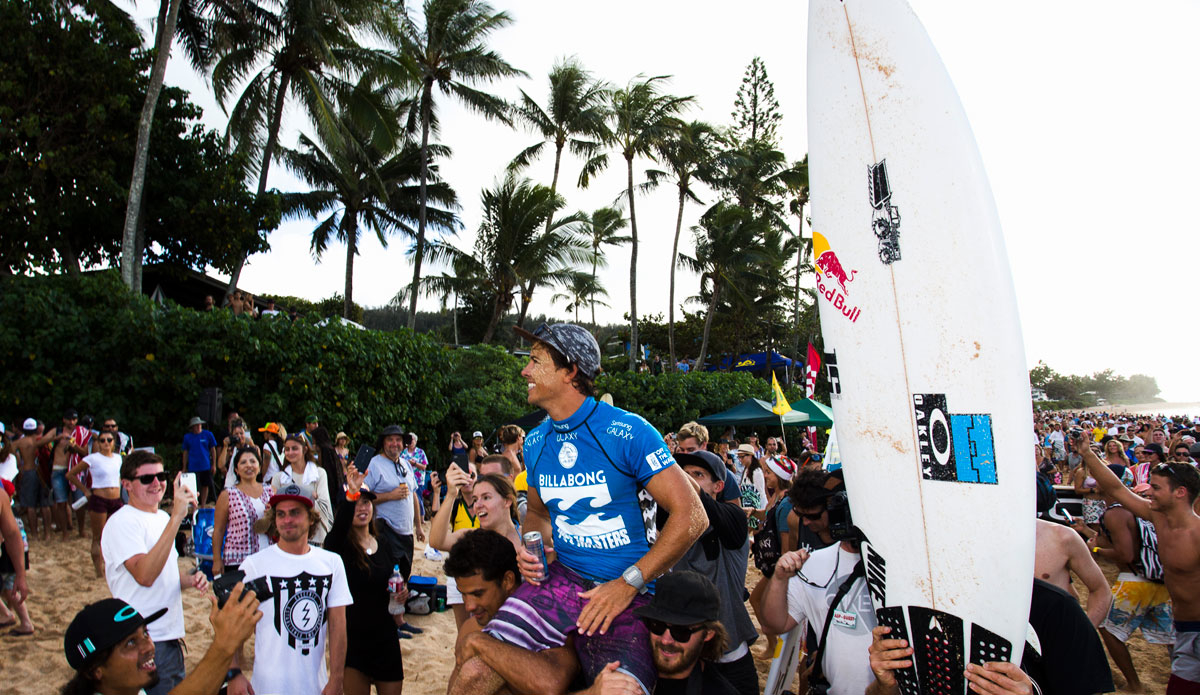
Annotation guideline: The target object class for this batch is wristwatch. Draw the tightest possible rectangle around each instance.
[622,565,648,594]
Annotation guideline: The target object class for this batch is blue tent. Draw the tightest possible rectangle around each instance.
[704,350,795,372]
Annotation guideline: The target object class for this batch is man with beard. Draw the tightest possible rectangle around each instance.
[365,425,425,579]
[586,571,738,695]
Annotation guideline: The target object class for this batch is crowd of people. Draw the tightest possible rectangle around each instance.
[1,322,1196,695]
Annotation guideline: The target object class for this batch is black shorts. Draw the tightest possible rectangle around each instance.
[377,524,413,579]
[191,469,215,497]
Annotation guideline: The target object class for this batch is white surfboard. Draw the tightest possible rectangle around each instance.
[763,625,803,695]
[808,1,1035,693]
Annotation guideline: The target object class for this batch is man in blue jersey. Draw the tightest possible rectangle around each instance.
[450,322,707,695]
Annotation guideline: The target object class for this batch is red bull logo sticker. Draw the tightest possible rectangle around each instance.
[813,232,862,323]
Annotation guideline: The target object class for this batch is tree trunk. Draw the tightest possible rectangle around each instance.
[516,282,533,329]
[482,289,505,343]
[343,214,358,319]
[590,252,598,326]
[625,155,639,371]
[792,201,805,384]
[61,239,81,276]
[407,81,434,331]
[695,283,720,372]
[667,179,687,372]
[133,210,146,294]
[120,0,183,290]
[227,72,290,297]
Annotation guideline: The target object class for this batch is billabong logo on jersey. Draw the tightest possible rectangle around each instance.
[644,448,672,471]
[558,442,578,469]
[269,571,331,655]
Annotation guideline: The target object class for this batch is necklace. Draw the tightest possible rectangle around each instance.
[363,537,377,555]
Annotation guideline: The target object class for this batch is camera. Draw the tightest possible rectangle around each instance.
[213,570,274,608]
[826,491,863,542]
[1068,427,1085,442]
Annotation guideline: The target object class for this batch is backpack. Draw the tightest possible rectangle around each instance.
[752,501,784,576]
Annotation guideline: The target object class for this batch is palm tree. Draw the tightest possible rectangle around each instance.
[507,57,609,328]
[679,203,771,372]
[398,0,525,330]
[120,0,214,292]
[647,120,724,371]
[786,155,811,374]
[279,91,459,318]
[209,0,398,295]
[716,139,806,231]
[552,272,609,324]
[422,176,587,343]
[576,206,630,325]
[585,76,692,370]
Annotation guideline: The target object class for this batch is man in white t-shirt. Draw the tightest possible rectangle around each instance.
[101,451,207,695]
[230,483,351,695]
[759,537,874,695]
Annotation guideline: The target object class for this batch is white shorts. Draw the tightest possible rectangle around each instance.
[446,574,462,605]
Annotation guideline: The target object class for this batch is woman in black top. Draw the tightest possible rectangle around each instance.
[325,487,404,693]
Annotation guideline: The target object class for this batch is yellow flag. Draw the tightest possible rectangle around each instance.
[771,372,793,415]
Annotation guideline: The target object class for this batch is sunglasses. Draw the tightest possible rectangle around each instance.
[798,510,826,521]
[97,437,114,443]
[643,619,704,642]
[127,472,169,485]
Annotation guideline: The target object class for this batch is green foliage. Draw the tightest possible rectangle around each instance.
[0,272,450,452]
[260,294,366,323]
[0,0,273,275]
[596,370,771,433]
[1028,361,1160,404]
[731,57,783,148]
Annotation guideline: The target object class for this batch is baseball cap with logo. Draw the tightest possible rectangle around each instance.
[513,322,601,379]
[270,483,314,509]
[64,598,166,670]
[22,418,37,432]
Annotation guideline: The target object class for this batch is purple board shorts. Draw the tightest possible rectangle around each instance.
[483,561,654,695]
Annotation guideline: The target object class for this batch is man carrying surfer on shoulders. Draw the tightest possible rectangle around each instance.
[1074,432,1200,694]
[450,322,707,695]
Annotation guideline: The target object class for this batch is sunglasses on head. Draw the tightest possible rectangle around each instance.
[128,472,169,485]
[642,619,704,642]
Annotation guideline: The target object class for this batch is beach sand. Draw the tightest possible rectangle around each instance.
[0,531,1169,694]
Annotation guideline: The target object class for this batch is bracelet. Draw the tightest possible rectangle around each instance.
[225,668,242,681]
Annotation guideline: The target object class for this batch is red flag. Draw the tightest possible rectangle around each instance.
[805,344,821,449]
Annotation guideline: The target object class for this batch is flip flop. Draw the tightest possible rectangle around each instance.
[0,620,15,629]
[7,628,34,636]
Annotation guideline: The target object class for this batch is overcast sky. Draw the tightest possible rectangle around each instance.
[138,0,1199,401]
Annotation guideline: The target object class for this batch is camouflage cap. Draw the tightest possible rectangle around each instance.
[514,322,601,378]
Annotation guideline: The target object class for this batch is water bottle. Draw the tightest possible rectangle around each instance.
[387,564,406,615]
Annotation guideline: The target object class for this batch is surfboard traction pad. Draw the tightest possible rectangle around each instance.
[867,542,1013,695]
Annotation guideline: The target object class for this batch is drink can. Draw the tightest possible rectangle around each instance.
[523,531,549,581]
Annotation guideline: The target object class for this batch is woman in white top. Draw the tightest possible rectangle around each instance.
[218,420,261,489]
[258,422,287,483]
[66,431,124,577]
[268,434,333,544]
[0,434,17,483]
[212,447,273,576]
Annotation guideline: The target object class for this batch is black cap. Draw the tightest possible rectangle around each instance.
[63,408,79,419]
[513,322,601,379]
[64,599,166,670]
[633,571,719,625]
[673,451,725,483]
[1143,443,1167,459]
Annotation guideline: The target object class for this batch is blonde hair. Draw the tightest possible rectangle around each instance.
[677,421,709,446]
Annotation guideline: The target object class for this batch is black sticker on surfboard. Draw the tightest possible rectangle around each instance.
[908,606,966,695]
[969,622,1013,666]
[868,159,902,264]
[864,544,886,607]
[875,607,920,695]
[912,394,998,485]
[823,349,841,399]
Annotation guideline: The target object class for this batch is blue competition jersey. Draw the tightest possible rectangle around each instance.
[525,397,675,584]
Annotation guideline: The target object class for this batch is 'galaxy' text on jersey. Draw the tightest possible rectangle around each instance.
[526,397,674,583]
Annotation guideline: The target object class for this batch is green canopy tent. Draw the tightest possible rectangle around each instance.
[697,398,833,428]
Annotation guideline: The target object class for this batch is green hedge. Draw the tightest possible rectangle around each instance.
[0,272,821,467]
